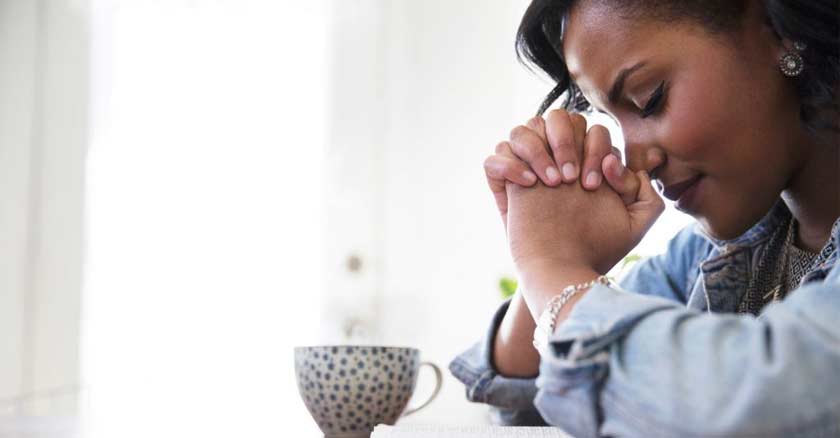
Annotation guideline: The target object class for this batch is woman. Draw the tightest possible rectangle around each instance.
[450,0,839,436]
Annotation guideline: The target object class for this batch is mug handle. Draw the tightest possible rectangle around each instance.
[400,361,443,417]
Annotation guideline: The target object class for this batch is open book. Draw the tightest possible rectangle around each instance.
[371,425,573,437]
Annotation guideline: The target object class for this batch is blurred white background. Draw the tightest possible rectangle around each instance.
[0,0,694,437]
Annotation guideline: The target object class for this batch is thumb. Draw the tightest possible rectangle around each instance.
[627,170,666,240]
[602,154,640,206]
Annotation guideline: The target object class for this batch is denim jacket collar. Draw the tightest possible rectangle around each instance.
[688,199,840,313]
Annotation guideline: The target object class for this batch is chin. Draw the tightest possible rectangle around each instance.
[696,216,758,242]
[694,185,785,241]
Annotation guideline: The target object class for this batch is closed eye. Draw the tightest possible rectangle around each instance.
[640,81,666,118]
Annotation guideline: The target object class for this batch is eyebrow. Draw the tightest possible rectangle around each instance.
[607,62,646,104]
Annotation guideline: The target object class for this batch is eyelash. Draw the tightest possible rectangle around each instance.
[640,81,666,118]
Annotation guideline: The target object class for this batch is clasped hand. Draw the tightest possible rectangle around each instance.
[484,110,665,278]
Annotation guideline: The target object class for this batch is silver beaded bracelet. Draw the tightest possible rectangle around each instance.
[532,275,612,352]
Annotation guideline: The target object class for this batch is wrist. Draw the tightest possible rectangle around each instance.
[518,263,600,321]
[531,274,612,353]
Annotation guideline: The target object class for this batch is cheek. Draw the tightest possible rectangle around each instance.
[658,85,732,164]
[659,56,797,177]
[658,71,777,175]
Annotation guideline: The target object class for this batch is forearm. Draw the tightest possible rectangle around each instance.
[493,292,540,377]
[492,264,601,378]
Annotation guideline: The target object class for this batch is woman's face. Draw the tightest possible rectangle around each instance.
[562,2,806,240]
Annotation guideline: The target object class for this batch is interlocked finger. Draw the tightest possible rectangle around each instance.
[570,113,587,152]
[485,149,539,187]
[545,109,582,183]
[581,125,613,190]
[509,125,562,185]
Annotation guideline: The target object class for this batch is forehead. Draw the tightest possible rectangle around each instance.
[561,3,672,101]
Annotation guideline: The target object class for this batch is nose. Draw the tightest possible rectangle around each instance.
[625,140,666,180]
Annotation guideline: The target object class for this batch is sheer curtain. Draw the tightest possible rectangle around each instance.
[0,1,87,435]
[83,1,326,436]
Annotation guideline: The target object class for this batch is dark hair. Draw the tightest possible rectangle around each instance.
[515,0,840,132]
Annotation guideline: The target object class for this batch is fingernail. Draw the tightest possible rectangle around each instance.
[562,162,577,181]
[585,171,600,188]
[523,170,537,183]
[545,166,560,183]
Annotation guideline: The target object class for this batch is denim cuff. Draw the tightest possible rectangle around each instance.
[546,284,681,365]
[532,284,682,437]
[448,299,544,417]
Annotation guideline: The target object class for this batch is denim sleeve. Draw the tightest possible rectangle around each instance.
[448,223,711,425]
[535,264,840,437]
[448,299,548,426]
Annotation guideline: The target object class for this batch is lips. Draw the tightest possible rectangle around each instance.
[662,175,702,202]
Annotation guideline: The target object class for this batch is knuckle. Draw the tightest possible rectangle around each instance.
[587,124,611,139]
[483,156,502,174]
[509,125,531,140]
[553,141,577,158]
[511,138,547,160]
[585,126,612,152]
[527,116,545,129]
[546,108,569,119]
[569,113,587,127]
[586,142,608,159]
[570,114,587,142]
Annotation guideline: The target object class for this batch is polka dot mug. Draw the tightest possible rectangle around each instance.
[295,345,442,438]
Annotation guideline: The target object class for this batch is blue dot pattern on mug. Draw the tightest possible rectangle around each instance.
[294,346,419,436]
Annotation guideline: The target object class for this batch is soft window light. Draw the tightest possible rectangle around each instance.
[83,1,326,436]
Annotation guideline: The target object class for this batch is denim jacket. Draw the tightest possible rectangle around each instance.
[449,199,840,437]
